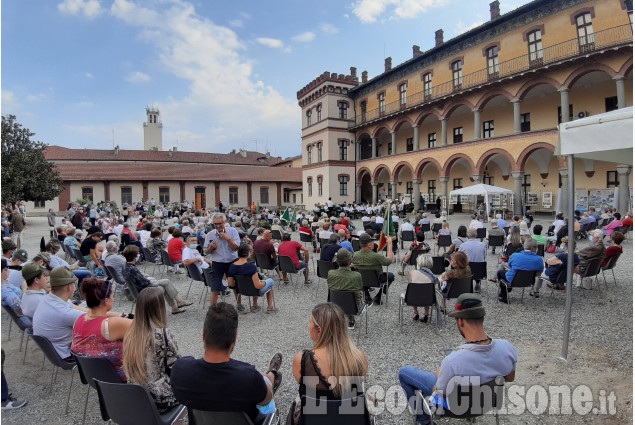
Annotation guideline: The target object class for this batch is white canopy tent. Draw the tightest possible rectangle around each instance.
[556,106,633,361]
[449,183,513,218]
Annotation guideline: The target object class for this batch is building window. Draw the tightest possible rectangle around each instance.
[399,83,407,106]
[521,113,531,132]
[486,46,499,79]
[406,181,413,196]
[451,60,463,90]
[339,176,348,196]
[387,143,392,155]
[159,187,170,203]
[627,0,633,24]
[428,132,436,148]
[307,178,313,197]
[293,193,297,204]
[607,171,619,188]
[316,105,322,121]
[576,13,595,50]
[423,73,432,98]
[317,143,323,162]
[378,93,385,114]
[484,175,494,185]
[605,96,618,112]
[317,176,323,197]
[306,110,312,126]
[82,187,94,201]
[195,187,206,209]
[361,101,367,122]
[338,102,348,119]
[229,187,239,204]
[427,180,436,197]
[558,104,574,124]
[307,146,312,164]
[260,187,269,204]
[483,120,494,138]
[339,140,348,161]
[34,200,45,208]
[453,178,463,190]
[522,175,531,202]
[453,127,463,144]
[528,30,543,66]
[121,187,132,205]
[284,190,290,203]
[406,137,413,152]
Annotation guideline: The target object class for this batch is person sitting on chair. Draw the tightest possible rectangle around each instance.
[540,237,578,292]
[408,254,439,323]
[575,229,606,290]
[327,249,363,329]
[398,231,430,276]
[496,238,543,302]
[399,294,516,425]
[352,233,394,305]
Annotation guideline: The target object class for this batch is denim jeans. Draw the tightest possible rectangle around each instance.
[399,366,437,425]
[259,278,275,296]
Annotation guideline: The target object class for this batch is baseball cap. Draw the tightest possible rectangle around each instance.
[12,249,28,262]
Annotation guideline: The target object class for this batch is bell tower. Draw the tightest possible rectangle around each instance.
[143,107,162,151]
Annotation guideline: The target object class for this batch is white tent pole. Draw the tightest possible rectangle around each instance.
[560,153,575,361]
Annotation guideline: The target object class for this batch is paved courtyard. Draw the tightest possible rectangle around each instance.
[1,213,632,424]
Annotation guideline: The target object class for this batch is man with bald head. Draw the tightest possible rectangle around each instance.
[253,230,282,280]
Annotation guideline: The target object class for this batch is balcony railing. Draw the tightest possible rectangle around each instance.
[348,24,632,129]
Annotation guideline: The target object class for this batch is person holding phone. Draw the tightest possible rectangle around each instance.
[204,213,240,306]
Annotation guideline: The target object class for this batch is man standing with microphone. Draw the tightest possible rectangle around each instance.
[204,213,240,306]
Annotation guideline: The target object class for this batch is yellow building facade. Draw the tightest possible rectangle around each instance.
[299,0,633,214]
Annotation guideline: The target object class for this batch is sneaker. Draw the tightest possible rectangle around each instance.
[269,352,283,373]
[347,321,355,330]
[474,282,481,293]
[116,284,126,292]
[530,291,540,298]
[1,395,27,410]
[304,280,312,285]
[222,289,232,296]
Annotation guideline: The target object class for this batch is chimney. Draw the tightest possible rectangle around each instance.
[490,1,500,19]
[362,71,368,83]
[385,57,392,72]
[239,148,247,158]
[412,45,422,58]
[350,67,357,78]
[168,149,173,158]
[435,29,444,46]
[173,146,177,152]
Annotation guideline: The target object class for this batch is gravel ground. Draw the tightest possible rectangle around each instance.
[1,214,632,424]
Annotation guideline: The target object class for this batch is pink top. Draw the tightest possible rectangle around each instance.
[72,314,126,381]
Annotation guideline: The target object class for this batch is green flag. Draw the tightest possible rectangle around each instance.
[282,207,291,221]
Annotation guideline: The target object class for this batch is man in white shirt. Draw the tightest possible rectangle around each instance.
[399,219,415,234]
[181,220,194,235]
[183,236,212,274]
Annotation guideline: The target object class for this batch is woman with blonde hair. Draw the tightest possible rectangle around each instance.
[123,287,181,412]
[287,303,368,424]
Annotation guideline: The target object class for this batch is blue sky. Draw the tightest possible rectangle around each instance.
[2,0,531,158]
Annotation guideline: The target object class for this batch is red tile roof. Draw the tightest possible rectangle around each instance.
[45,145,283,166]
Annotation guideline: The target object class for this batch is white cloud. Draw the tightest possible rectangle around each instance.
[237,12,252,20]
[351,0,447,23]
[292,31,315,43]
[125,71,151,83]
[454,18,484,35]
[84,72,94,79]
[26,93,47,102]
[229,19,243,28]
[255,37,284,49]
[105,0,297,151]
[319,23,338,34]
[2,90,19,111]
[58,0,102,18]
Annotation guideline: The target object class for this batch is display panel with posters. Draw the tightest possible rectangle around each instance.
[491,194,501,206]
[450,195,457,205]
[575,190,588,211]
[588,189,615,211]
[526,192,538,206]
[542,192,553,209]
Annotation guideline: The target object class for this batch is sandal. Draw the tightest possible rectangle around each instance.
[266,307,278,313]
[177,301,193,307]
[412,314,419,321]
[421,315,429,323]
[171,307,186,315]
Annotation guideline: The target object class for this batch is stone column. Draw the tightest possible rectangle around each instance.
[371,182,378,204]
[617,165,632,213]
[559,169,568,214]
[371,137,377,159]
[559,88,569,123]
[412,179,421,210]
[390,131,397,155]
[390,180,398,200]
[511,171,524,215]
[614,76,626,109]
[512,100,521,133]
[356,141,361,161]
[471,174,482,184]
[440,118,448,146]
[412,125,420,151]
[355,183,362,204]
[473,109,481,141]
[440,176,450,211]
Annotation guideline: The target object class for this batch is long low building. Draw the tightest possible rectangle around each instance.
[27,145,303,213]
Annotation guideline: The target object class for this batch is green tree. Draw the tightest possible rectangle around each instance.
[1,115,63,205]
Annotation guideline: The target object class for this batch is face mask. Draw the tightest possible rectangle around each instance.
[589,236,594,242]
[560,245,565,251]
[189,244,197,249]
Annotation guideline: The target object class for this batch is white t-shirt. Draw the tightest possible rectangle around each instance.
[182,246,209,274]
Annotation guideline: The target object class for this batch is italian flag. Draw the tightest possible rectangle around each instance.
[377,202,396,252]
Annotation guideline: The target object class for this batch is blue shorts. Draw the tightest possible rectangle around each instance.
[259,278,275,295]
[297,261,307,271]
[210,261,234,292]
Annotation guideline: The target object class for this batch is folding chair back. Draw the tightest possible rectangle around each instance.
[320,238,329,248]
[476,228,487,240]
[430,256,446,275]
[579,256,604,279]
[327,289,360,316]
[602,253,621,272]
[300,233,313,244]
[188,408,265,425]
[420,223,431,234]
[351,239,361,252]
[469,262,487,281]
[271,230,283,241]
[402,282,436,308]
[234,274,261,297]
[31,334,77,414]
[509,269,537,289]
[317,260,334,279]
[160,250,178,271]
[425,376,504,420]
[488,235,504,248]
[94,379,186,425]
[104,265,125,286]
[248,234,257,243]
[278,255,300,275]
[536,244,545,257]
[358,269,381,290]
[437,234,452,247]
[300,394,371,425]
[142,247,159,264]
[445,276,473,299]
[408,250,425,266]
[186,263,205,283]
[401,230,415,249]
[432,223,442,235]
[255,252,276,271]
